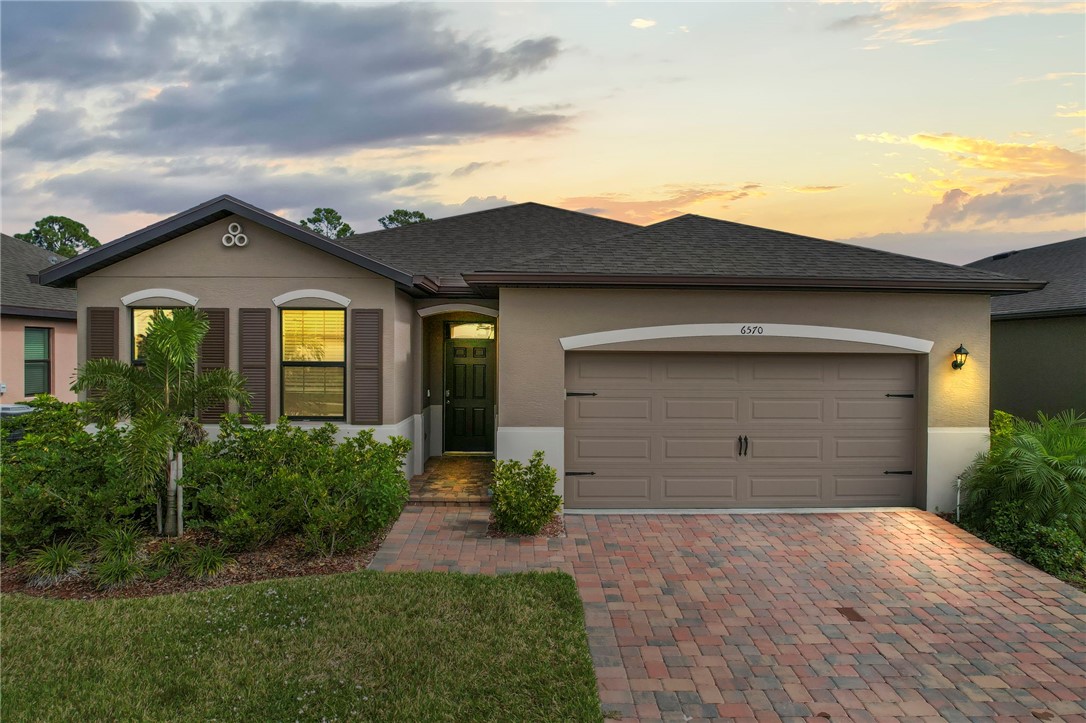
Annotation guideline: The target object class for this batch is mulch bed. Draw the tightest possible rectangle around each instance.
[485,514,565,539]
[0,528,390,601]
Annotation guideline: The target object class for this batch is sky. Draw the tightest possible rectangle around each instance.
[2,1,1084,264]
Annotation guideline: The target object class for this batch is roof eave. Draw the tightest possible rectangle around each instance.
[461,272,1049,294]
[0,305,78,320]
[38,195,415,288]
[991,306,1086,320]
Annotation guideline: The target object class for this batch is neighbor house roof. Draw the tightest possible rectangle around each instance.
[334,202,638,292]
[966,237,1086,319]
[463,214,1044,294]
[38,195,415,289]
[1,234,77,319]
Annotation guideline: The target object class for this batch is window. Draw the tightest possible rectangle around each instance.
[447,322,495,340]
[281,309,345,419]
[24,327,51,396]
[131,308,175,364]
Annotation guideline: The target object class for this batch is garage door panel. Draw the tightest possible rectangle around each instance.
[834,434,915,464]
[833,474,913,503]
[835,397,915,423]
[750,358,825,382]
[570,396,653,423]
[573,435,651,463]
[663,396,738,422]
[836,356,914,382]
[570,357,652,382]
[571,474,652,504]
[747,436,823,462]
[663,435,738,461]
[749,397,824,422]
[747,473,823,504]
[662,474,738,503]
[663,357,740,382]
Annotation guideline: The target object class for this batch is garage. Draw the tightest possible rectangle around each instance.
[564,352,919,509]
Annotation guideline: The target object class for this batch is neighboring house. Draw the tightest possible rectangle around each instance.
[39,195,1041,512]
[1,234,78,402]
[967,237,1086,419]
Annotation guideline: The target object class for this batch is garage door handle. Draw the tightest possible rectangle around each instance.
[566,471,596,476]
[738,435,749,456]
[884,470,913,475]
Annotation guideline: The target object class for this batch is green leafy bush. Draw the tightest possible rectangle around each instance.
[965,501,1086,581]
[94,557,144,590]
[96,523,144,563]
[1,397,151,558]
[184,415,410,553]
[26,541,83,586]
[990,409,1015,443]
[185,544,232,579]
[961,410,1086,538]
[491,451,561,535]
[149,540,193,571]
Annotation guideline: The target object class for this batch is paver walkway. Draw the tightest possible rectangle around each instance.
[407,455,493,506]
[371,507,1086,721]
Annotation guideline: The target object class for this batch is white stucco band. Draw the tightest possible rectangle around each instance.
[496,426,564,496]
[271,289,351,307]
[927,427,989,513]
[120,288,199,306]
[561,323,935,353]
[417,303,499,318]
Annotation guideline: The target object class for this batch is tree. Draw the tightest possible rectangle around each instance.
[15,216,100,258]
[72,308,250,536]
[300,208,353,238]
[378,209,432,229]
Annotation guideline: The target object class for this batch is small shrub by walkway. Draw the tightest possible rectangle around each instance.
[2,571,602,722]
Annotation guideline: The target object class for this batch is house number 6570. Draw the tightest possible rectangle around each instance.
[740,325,764,335]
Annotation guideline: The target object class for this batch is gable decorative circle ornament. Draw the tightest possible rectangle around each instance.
[222,222,248,247]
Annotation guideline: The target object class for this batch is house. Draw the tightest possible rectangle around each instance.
[967,237,1086,419]
[39,195,1042,512]
[1,234,78,402]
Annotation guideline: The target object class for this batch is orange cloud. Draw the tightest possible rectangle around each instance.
[857,132,1084,176]
[560,185,763,225]
[791,185,844,193]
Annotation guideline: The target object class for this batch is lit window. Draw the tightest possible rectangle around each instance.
[24,327,51,396]
[281,309,345,419]
[448,322,495,340]
[132,308,175,364]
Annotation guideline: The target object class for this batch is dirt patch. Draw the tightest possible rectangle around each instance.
[1,528,391,601]
[485,514,565,539]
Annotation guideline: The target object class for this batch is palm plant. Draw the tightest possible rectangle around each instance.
[72,308,250,536]
[961,410,1086,538]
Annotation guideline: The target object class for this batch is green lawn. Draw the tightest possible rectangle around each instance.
[2,571,602,722]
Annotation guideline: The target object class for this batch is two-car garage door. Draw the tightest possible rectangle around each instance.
[564,352,918,509]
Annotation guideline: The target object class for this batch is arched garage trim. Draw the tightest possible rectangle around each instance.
[120,288,199,306]
[559,323,935,353]
[417,303,498,318]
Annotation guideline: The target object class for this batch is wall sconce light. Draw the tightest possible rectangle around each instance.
[951,344,969,370]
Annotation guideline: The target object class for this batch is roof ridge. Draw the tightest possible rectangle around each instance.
[967,235,1086,266]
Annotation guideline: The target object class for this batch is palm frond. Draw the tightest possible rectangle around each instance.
[71,359,158,420]
[182,369,252,415]
[124,410,177,492]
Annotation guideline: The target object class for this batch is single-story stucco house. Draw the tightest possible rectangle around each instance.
[967,237,1086,419]
[1,234,78,403]
[39,195,1043,512]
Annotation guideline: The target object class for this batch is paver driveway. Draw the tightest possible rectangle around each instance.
[371,508,1086,721]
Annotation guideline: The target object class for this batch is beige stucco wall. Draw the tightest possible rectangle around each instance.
[497,287,991,429]
[75,214,403,423]
[0,316,78,403]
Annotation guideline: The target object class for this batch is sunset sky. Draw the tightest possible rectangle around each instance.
[2,1,1084,264]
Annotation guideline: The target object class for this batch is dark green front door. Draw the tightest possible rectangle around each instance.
[444,338,495,452]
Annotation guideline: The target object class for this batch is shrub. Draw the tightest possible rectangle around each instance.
[961,410,1086,538]
[94,557,144,590]
[990,409,1015,443]
[966,501,1086,581]
[491,451,562,535]
[185,544,232,579]
[26,541,83,586]
[149,540,193,571]
[185,415,411,553]
[96,523,143,563]
[1,397,151,558]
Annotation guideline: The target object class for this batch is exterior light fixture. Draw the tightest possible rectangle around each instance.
[951,344,969,370]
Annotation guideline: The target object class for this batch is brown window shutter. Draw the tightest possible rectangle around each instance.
[85,307,119,399]
[197,309,229,423]
[239,308,271,423]
[350,309,382,425]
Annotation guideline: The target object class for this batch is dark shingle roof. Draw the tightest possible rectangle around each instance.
[480,214,1032,285]
[967,237,1086,318]
[334,202,638,283]
[1,234,76,317]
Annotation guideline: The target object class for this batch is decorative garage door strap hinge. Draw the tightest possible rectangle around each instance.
[566,471,596,476]
[566,391,598,397]
[884,470,913,475]
[885,393,914,398]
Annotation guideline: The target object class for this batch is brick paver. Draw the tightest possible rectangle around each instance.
[371,508,1086,721]
[408,455,493,506]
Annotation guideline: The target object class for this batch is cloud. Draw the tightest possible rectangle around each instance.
[856,132,1083,175]
[924,182,1086,230]
[828,2,1083,46]
[2,2,566,157]
[630,18,657,29]
[451,161,506,178]
[1016,71,1086,84]
[559,185,764,224]
[844,228,1079,265]
[791,185,843,193]
[3,108,105,161]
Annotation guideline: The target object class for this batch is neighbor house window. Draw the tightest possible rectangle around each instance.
[24,327,51,396]
[447,322,495,340]
[131,308,175,364]
[281,309,345,420]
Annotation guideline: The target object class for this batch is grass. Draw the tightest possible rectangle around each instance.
[2,570,602,722]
